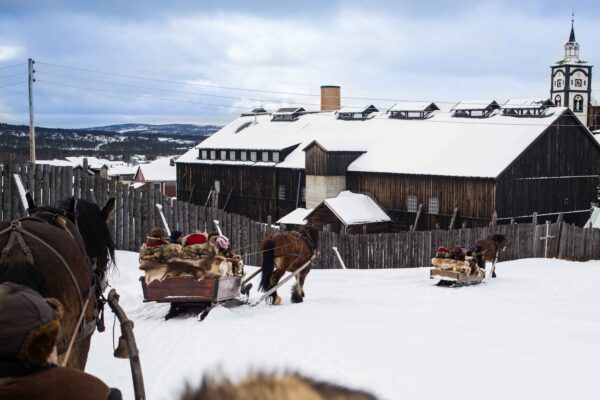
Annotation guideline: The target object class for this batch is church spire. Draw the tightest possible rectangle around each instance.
[569,11,576,42]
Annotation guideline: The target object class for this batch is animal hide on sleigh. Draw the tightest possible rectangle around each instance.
[139,241,242,284]
[431,257,479,275]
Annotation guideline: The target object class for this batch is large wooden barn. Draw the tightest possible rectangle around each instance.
[177,88,600,230]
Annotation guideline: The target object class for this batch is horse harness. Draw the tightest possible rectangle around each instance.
[0,207,106,353]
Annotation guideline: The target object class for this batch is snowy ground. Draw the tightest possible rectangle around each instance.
[87,251,600,400]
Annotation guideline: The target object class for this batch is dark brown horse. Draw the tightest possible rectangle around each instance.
[258,226,318,305]
[476,234,508,277]
[0,197,115,370]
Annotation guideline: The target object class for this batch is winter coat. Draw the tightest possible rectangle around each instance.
[0,362,120,400]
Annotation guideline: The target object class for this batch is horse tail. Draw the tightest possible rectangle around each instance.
[259,238,276,292]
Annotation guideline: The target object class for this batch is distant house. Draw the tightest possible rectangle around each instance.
[107,165,139,183]
[133,157,177,197]
[305,191,390,234]
[64,156,109,178]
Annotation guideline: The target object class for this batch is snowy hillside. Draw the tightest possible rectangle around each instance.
[83,123,220,136]
[86,251,600,400]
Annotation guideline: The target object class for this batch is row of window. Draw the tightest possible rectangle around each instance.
[555,79,587,88]
[277,185,306,201]
[407,195,439,214]
[200,149,280,163]
[553,94,584,112]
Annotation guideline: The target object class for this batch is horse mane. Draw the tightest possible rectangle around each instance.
[0,260,46,294]
[60,198,116,272]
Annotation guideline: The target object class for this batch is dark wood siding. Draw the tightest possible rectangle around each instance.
[347,172,496,230]
[305,145,363,176]
[177,163,304,222]
[496,113,600,224]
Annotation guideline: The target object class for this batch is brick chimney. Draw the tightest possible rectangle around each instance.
[320,85,341,111]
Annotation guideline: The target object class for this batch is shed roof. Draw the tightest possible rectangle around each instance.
[276,208,313,225]
[137,157,176,182]
[307,191,391,226]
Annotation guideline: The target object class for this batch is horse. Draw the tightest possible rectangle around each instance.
[475,234,508,277]
[258,226,318,305]
[0,197,115,370]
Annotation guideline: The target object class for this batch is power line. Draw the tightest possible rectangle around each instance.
[36,70,323,108]
[0,72,25,80]
[0,80,26,89]
[0,62,26,71]
[35,79,589,127]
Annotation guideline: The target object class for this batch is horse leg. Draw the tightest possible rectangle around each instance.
[290,261,311,303]
[268,268,285,305]
[299,268,310,298]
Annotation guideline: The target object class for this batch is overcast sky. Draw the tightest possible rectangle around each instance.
[1,0,599,128]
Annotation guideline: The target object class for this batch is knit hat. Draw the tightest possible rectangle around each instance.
[216,235,230,250]
[170,230,183,243]
[0,282,64,365]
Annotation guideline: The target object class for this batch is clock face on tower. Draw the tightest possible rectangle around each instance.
[575,79,583,87]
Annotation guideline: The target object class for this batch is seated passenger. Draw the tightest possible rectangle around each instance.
[0,282,122,400]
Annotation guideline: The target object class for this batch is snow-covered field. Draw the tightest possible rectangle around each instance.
[87,251,600,400]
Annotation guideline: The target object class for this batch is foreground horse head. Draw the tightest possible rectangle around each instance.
[258,226,317,305]
[0,197,116,370]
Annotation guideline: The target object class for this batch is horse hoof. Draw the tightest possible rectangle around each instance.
[273,294,281,305]
[291,292,304,303]
[266,293,281,305]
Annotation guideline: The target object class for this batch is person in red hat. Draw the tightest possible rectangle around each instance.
[0,282,122,400]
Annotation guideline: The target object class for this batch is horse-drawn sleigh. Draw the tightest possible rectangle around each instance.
[430,234,507,287]
[138,220,318,320]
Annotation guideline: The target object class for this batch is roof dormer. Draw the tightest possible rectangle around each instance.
[388,102,439,119]
[452,100,500,118]
[337,105,378,120]
[501,99,554,117]
[271,107,305,122]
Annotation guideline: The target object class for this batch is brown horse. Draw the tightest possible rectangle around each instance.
[258,226,318,305]
[476,234,508,277]
[0,197,115,370]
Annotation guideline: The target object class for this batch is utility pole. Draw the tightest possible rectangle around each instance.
[28,58,36,164]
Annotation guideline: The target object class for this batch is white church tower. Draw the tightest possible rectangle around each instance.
[550,15,593,126]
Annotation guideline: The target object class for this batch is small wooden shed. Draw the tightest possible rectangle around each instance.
[305,191,390,234]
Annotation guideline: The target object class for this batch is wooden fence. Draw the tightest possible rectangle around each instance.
[2,163,600,269]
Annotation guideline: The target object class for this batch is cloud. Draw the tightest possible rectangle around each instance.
[0,1,598,127]
[0,45,24,61]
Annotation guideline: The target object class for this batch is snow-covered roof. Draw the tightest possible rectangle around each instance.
[502,99,553,109]
[36,159,77,167]
[138,157,176,182]
[309,191,391,226]
[276,208,313,225]
[108,165,139,177]
[585,207,600,229]
[178,106,568,178]
[452,100,499,111]
[64,156,109,170]
[303,139,369,152]
[338,105,378,114]
[389,102,439,112]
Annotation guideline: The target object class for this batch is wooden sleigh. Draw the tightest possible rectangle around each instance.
[140,275,243,319]
[429,257,485,286]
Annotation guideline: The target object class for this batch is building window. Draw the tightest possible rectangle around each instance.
[262,151,269,162]
[229,150,236,160]
[273,152,280,162]
[428,197,439,214]
[407,195,417,212]
[210,150,216,160]
[220,151,227,160]
[154,183,161,191]
[214,180,220,192]
[554,95,562,107]
[278,185,285,200]
[556,79,562,88]
[241,151,247,161]
[250,151,257,161]
[574,95,584,112]
[201,150,207,159]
